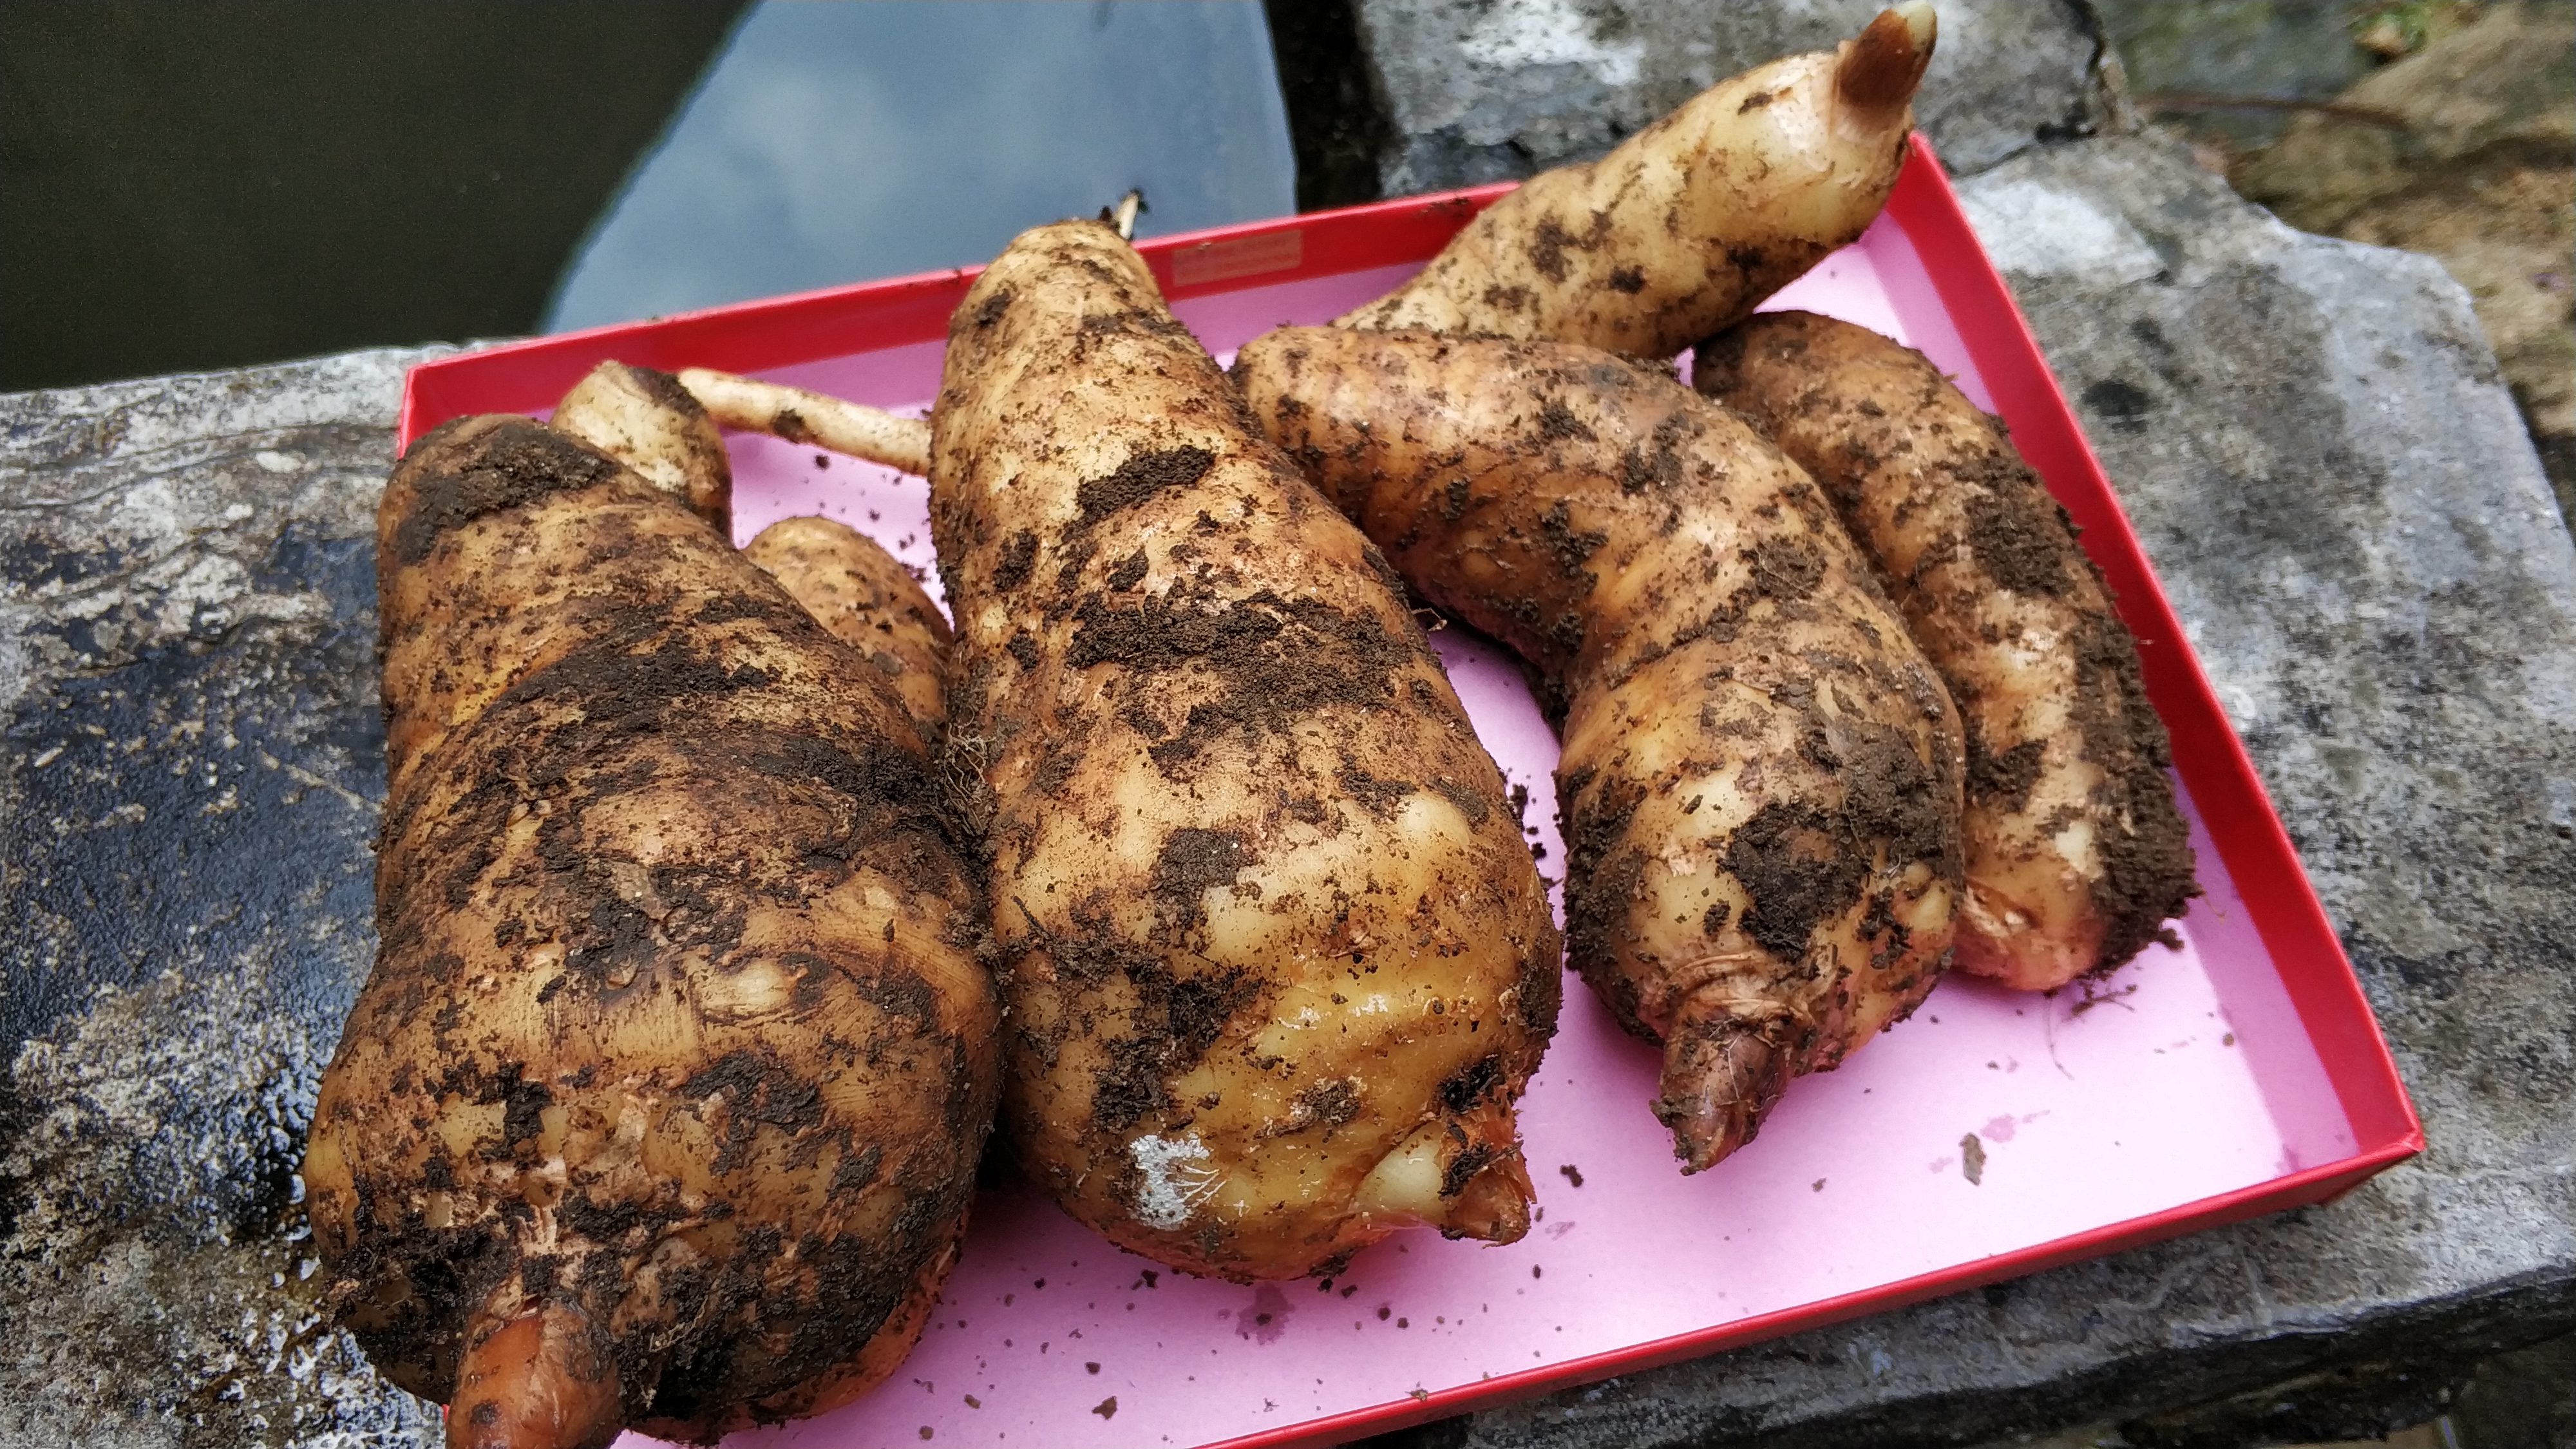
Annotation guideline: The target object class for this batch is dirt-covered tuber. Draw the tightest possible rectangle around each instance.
[1336,4,1935,360]
[305,372,996,1447]
[1695,312,2195,989]
[1235,326,1964,1171]
[931,221,1560,1278]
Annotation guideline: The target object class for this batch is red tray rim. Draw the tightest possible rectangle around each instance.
[396,133,2423,1448]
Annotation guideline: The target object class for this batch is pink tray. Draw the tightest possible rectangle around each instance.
[399,136,2421,1449]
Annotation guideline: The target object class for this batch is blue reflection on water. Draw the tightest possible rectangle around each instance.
[545,0,1294,332]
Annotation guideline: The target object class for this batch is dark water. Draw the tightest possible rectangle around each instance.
[1,1,1298,391]
[0,2,749,392]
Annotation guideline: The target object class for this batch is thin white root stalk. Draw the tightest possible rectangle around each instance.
[676,368,933,477]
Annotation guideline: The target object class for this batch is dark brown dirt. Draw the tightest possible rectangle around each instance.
[1558,767,1647,1003]
[1540,498,1608,576]
[1957,451,2078,598]
[1065,587,1417,772]
[1968,734,2050,816]
[1074,446,1217,529]
[1528,216,1577,283]
[1723,802,1870,961]
[1151,828,1248,935]
[1619,433,1689,496]
[1437,1054,1504,1115]
[2066,614,2199,968]
[1090,953,1263,1132]
[623,364,699,417]
[991,529,1039,592]
[1336,759,1419,817]
[1430,775,1492,826]
[1747,534,1824,601]
[681,1047,829,1175]
[1535,399,1595,442]
[1819,703,1962,884]
[768,407,814,445]
[388,416,620,565]
[1291,1077,1361,1129]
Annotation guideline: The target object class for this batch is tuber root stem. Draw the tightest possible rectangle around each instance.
[1651,1000,1799,1174]
[677,368,933,476]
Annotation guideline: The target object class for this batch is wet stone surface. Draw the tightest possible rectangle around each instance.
[0,350,443,1445]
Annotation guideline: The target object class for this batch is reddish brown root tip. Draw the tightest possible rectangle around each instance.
[1837,3,1938,111]
[1443,1148,1536,1244]
[1652,1014,1798,1173]
[449,1302,622,1449]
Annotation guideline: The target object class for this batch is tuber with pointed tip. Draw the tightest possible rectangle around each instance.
[1336,3,1937,359]
[1234,326,1964,1171]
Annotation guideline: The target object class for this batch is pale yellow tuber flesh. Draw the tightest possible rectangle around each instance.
[1335,4,1935,360]
[931,220,1559,1278]
[746,516,953,730]
[306,386,997,1446]
[1694,312,2195,989]
[1234,327,1964,1171]
[549,361,735,535]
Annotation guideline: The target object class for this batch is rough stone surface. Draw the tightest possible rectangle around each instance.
[2230,1,2576,526]
[1358,134,2576,1449]
[1343,0,2116,195]
[0,350,442,1446]
[2092,0,2377,149]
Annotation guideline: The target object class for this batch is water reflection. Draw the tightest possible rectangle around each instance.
[547,0,1295,332]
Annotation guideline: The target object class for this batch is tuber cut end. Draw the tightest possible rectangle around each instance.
[1652,1006,1798,1173]
[448,1302,623,1449]
[1836,3,1938,113]
[1441,1148,1535,1244]
[1352,1105,1536,1242]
